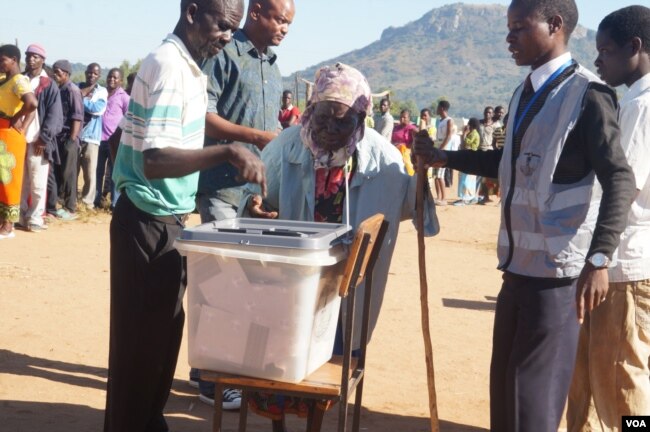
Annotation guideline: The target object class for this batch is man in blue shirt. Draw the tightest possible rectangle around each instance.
[79,63,108,208]
[197,0,295,222]
[191,0,296,409]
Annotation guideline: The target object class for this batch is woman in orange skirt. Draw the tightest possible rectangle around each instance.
[0,45,37,239]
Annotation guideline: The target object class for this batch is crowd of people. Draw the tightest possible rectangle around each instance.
[0,46,136,238]
[1,0,649,431]
[374,97,507,206]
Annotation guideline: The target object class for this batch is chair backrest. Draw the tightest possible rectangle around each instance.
[338,214,385,297]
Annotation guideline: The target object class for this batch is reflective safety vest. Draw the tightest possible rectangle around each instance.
[498,66,602,278]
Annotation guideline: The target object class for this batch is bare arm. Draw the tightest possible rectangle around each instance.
[11,93,38,132]
[205,112,277,151]
[143,143,267,196]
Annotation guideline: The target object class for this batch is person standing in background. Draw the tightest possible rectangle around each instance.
[419,107,436,138]
[125,72,136,96]
[50,60,82,221]
[568,5,650,430]
[0,44,38,239]
[391,108,417,176]
[95,68,129,210]
[19,43,63,233]
[454,117,480,206]
[477,105,497,203]
[78,62,107,209]
[433,100,454,205]
[278,89,300,128]
[373,97,394,141]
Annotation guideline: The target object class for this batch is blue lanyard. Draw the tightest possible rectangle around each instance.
[513,60,574,135]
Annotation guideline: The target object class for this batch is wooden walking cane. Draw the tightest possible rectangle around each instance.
[415,123,440,432]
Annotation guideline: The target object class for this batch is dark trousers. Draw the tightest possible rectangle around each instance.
[95,141,114,207]
[46,162,58,215]
[104,194,186,432]
[490,272,579,432]
[56,137,79,213]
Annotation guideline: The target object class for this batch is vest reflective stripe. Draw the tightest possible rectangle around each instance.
[497,66,603,278]
[508,183,595,211]
[499,229,593,255]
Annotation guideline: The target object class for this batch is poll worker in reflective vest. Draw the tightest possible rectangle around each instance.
[413,0,636,430]
[567,5,650,431]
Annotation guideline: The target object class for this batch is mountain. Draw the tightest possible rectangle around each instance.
[283,3,598,117]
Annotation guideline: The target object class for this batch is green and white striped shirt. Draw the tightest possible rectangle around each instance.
[113,34,208,216]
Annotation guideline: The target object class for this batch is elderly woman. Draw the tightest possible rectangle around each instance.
[240,63,439,429]
[0,45,38,238]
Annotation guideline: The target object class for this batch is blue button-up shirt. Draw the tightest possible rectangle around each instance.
[198,29,283,202]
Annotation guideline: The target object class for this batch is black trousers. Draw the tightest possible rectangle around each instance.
[490,272,579,432]
[55,137,79,212]
[104,194,186,432]
[46,161,58,215]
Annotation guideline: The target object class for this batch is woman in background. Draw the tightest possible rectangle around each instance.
[391,109,418,175]
[0,45,38,238]
[454,117,480,205]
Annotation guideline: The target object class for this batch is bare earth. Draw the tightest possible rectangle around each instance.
[1,194,508,432]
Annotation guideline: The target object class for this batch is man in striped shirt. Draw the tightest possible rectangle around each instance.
[104,1,266,431]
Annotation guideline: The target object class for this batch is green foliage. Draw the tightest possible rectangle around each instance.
[119,59,142,81]
[71,71,86,85]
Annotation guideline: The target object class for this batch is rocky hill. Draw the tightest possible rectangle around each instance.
[283,3,598,117]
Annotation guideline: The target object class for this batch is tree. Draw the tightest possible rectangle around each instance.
[119,59,142,81]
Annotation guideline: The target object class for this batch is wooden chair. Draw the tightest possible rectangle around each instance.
[201,214,389,432]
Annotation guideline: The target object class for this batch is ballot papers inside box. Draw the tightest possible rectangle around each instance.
[175,218,352,383]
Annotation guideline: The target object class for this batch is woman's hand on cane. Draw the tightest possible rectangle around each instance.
[413,130,448,168]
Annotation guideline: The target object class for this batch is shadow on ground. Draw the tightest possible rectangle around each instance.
[1,348,487,431]
[0,349,107,391]
[1,399,488,432]
[442,298,496,312]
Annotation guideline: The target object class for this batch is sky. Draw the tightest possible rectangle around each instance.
[3,0,648,76]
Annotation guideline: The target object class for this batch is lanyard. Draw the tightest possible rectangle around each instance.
[513,60,573,135]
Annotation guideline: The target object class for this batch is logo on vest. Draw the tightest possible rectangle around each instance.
[623,416,650,431]
[519,152,541,177]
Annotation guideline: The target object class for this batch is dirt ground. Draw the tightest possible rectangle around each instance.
[0,188,512,432]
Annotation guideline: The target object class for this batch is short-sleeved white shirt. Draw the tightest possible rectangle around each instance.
[609,73,650,282]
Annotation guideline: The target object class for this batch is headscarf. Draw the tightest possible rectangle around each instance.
[300,63,372,169]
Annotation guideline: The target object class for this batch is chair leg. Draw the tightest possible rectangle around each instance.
[352,381,364,432]
[337,399,349,432]
[238,390,249,432]
[306,404,326,432]
[213,382,225,432]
